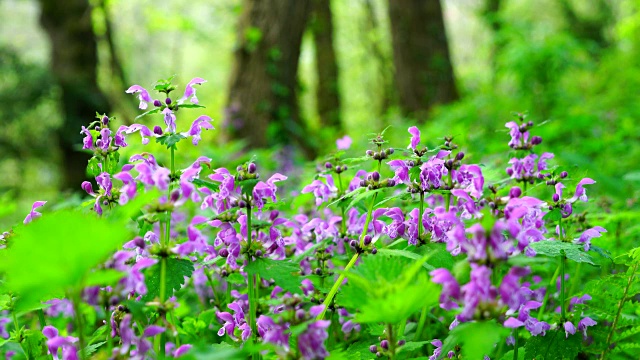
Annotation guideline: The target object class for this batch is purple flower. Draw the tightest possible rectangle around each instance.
[165,343,193,358]
[453,164,484,198]
[564,321,576,338]
[430,268,460,310]
[301,175,338,206]
[24,200,46,224]
[252,173,287,211]
[42,325,79,360]
[126,84,153,110]
[163,108,177,132]
[187,115,214,145]
[570,178,595,203]
[537,152,554,172]
[257,315,289,348]
[336,135,352,150]
[143,325,166,337]
[408,126,420,150]
[297,320,330,360]
[180,77,206,104]
[577,226,606,251]
[217,301,251,341]
[114,170,137,205]
[115,124,154,146]
[0,317,10,339]
[80,126,93,149]
[578,317,596,339]
[388,159,410,185]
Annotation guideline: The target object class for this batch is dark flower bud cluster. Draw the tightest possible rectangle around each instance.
[235,162,260,182]
[366,148,394,161]
[349,235,377,255]
[369,329,406,357]
[360,171,396,190]
[506,113,543,151]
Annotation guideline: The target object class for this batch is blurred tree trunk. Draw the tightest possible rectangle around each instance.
[388,0,458,121]
[310,0,341,130]
[481,0,503,77]
[226,0,315,158]
[558,0,613,54]
[38,0,109,191]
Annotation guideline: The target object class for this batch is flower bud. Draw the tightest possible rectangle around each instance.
[335,165,342,173]
[102,115,109,125]
[364,235,372,246]
[170,189,180,202]
[359,180,366,187]
[387,179,396,187]
[527,120,534,127]
[165,97,172,105]
[238,200,247,208]
[455,152,465,161]
[380,340,389,350]
[386,148,394,155]
[371,247,377,255]
[369,345,377,354]
[295,309,306,321]
[408,160,415,167]
[560,171,568,178]
[324,162,332,169]
[366,150,374,157]
[371,171,380,182]
[373,152,380,160]
[349,240,358,248]
[221,269,228,277]
[314,268,323,275]
[133,237,146,249]
[248,163,257,174]
[509,187,522,198]
[153,99,162,107]
[506,168,514,176]
[153,125,163,135]
[397,340,406,346]
[255,250,263,258]
[270,210,280,221]
[219,248,229,258]
[342,165,348,171]
[553,193,560,202]
[531,136,543,145]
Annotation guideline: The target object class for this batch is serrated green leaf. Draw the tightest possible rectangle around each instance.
[87,156,101,177]
[244,259,301,294]
[396,341,430,354]
[440,320,509,359]
[524,331,581,360]
[84,341,106,356]
[142,258,194,301]
[156,133,186,149]
[238,179,260,196]
[614,325,640,343]
[612,342,640,353]
[529,241,597,265]
[0,210,130,311]
[22,329,48,359]
[543,208,562,222]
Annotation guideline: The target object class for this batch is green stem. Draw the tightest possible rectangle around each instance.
[537,264,560,319]
[560,252,566,320]
[246,205,259,347]
[316,253,359,320]
[418,192,424,241]
[359,193,379,247]
[602,263,638,358]
[37,309,46,329]
[71,293,86,360]
[513,327,519,360]
[387,323,396,360]
[415,306,428,341]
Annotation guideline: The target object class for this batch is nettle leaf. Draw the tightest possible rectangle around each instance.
[87,156,101,177]
[440,320,509,359]
[179,104,206,109]
[416,243,456,270]
[226,273,246,285]
[106,151,120,174]
[238,179,260,196]
[22,329,48,359]
[337,255,439,324]
[244,258,301,294]
[409,166,421,183]
[396,341,430,354]
[84,341,106,356]
[524,331,582,360]
[134,107,161,120]
[543,208,562,222]
[156,133,186,149]
[529,241,597,265]
[0,210,130,311]
[192,178,219,192]
[142,258,194,301]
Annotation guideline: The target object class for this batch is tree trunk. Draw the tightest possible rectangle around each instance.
[311,0,341,130]
[38,0,110,191]
[226,0,315,158]
[388,0,458,121]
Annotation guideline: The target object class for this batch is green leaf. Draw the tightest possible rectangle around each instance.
[226,273,246,285]
[84,341,106,356]
[376,249,435,270]
[142,258,194,301]
[416,243,456,270]
[238,179,260,196]
[106,151,120,174]
[22,329,48,359]
[346,188,385,210]
[529,241,597,265]
[134,107,161,120]
[524,331,582,360]
[179,104,206,109]
[244,259,301,294]
[543,208,562,222]
[156,133,186,149]
[87,156,101,177]
[396,341,430,354]
[440,320,509,359]
[84,269,124,287]
[0,210,130,311]
[0,294,11,311]
[192,178,219,192]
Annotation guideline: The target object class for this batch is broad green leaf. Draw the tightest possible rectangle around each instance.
[192,178,219,192]
[543,208,562,222]
[22,329,48,359]
[440,320,509,359]
[244,258,301,294]
[0,210,130,311]
[238,179,260,196]
[179,104,206,109]
[524,331,581,360]
[142,258,194,301]
[396,341,430,354]
[226,273,246,285]
[156,133,186,149]
[416,243,456,270]
[529,241,597,265]
[84,269,124,287]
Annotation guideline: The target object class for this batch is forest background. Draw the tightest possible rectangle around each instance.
[0,0,639,227]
